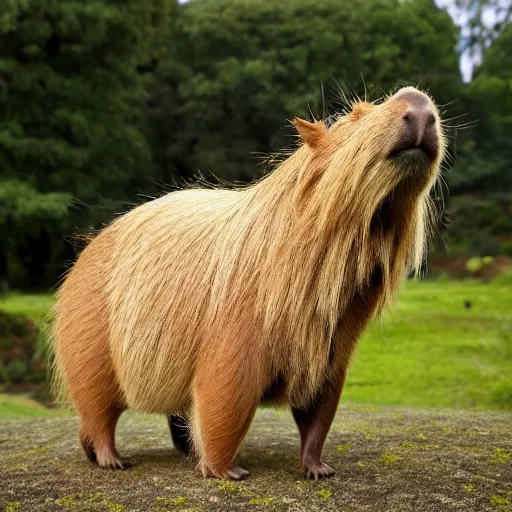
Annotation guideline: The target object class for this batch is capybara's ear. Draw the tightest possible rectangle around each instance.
[350,101,373,122]
[293,117,327,147]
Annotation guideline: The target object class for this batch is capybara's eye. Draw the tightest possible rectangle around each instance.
[350,101,373,122]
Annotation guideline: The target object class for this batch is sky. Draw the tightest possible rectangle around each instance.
[435,0,504,82]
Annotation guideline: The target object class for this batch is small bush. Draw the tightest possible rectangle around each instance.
[491,381,512,409]
[4,359,29,383]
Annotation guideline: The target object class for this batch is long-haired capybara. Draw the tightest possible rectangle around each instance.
[52,86,445,480]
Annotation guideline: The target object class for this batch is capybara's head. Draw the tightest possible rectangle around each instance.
[293,86,445,209]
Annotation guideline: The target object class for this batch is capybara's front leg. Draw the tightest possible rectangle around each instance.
[292,370,346,479]
[191,354,261,480]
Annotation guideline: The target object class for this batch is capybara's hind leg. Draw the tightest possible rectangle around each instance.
[55,229,127,469]
[167,415,194,458]
[79,404,125,469]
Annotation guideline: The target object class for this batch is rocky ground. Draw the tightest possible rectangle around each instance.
[1,404,511,511]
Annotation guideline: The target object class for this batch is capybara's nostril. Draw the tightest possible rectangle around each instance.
[402,107,436,148]
[392,88,439,162]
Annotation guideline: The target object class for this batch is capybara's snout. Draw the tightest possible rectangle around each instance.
[390,87,439,163]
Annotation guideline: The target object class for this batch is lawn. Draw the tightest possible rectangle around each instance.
[0,292,54,324]
[344,279,512,411]
[0,279,511,414]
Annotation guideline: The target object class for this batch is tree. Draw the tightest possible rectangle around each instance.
[444,22,512,256]
[148,0,462,186]
[0,0,175,288]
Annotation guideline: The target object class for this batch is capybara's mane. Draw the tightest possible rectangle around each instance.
[169,132,434,405]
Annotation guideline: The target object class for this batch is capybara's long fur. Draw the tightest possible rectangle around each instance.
[52,87,445,479]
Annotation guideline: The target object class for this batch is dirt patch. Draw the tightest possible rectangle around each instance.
[1,405,511,511]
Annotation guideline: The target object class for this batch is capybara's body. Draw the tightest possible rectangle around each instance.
[53,87,445,480]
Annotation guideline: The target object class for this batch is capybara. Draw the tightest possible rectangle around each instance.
[52,86,445,480]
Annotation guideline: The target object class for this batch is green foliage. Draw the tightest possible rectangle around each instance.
[0,0,175,288]
[0,310,45,385]
[149,0,461,184]
[448,25,512,241]
[0,0,510,287]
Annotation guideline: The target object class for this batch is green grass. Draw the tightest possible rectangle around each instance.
[344,280,512,410]
[0,292,54,323]
[0,280,511,416]
[0,393,69,418]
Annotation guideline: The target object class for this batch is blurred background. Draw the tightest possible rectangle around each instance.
[0,0,511,415]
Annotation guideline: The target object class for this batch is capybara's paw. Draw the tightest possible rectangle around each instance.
[223,466,250,480]
[197,461,250,480]
[302,459,335,480]
[96,448,124,470]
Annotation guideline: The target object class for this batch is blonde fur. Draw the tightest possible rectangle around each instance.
[51,86,445,479]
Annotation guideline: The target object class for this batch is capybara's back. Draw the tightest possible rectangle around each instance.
[53,87,445,480]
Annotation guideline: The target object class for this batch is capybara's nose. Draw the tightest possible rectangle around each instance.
[391,88,438,162]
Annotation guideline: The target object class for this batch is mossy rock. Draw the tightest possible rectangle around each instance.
[1,405,510,511]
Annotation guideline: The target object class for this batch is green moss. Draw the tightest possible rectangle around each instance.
[464,484,476,493]
[248,497,276,506]
[216,481,241,492]
[378,453,401,465]
[346,404,382,412]
[398,441,415,450]
[55,496,76,506]
[490,492,511,511]
[107,504,126,512]
[430,421,455,435]
[9,462,28,472]
[31,445,50,455]
[490,448,510,463]
[54,493,115,508]
[6,503,22,512]
[156,497,187,506]
[336,442,352,454]
[317,488,332,499]
[85,493,107,502]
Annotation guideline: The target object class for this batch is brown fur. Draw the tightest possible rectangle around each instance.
[51,87,445,480]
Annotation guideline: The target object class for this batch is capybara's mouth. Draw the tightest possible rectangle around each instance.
[388,145,432,166]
